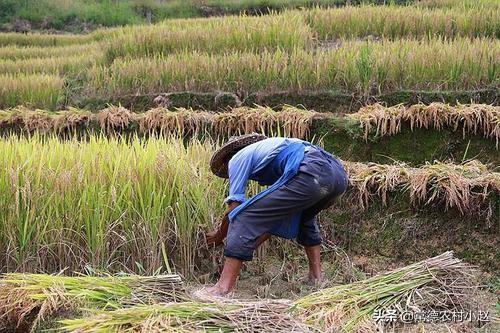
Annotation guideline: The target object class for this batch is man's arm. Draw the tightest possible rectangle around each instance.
[206,201,240,246]
[206,148,255,246]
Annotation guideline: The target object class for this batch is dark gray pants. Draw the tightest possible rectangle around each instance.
[224,148,348,261]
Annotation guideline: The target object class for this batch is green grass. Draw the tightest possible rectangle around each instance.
[0,0,413,32]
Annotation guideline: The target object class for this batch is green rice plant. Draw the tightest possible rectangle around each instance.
[90,37,499,98]
[104,11,313,61]
[292,251,478,332]
[306,4,500,40]
[0,273,184,332]
[0,52,102,75]
[0,42,100,60]
[0,73,64,109]
[416,0,500,10]
[0,135,227,276]
[0,32,93,47]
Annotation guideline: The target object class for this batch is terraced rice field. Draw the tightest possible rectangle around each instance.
[0,1,498,332]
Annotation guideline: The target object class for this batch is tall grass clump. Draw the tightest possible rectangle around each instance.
[91,37,498,98]
[306,5,500,40]
[0,32,93,47]
[104,12,313,61]
[0,42,100,60]
[0,135,226,276]
[0,53,102,75]
[0,73,64,109]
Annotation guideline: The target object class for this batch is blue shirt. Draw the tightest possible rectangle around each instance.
[226,137,311,239]
[225,137,304,203]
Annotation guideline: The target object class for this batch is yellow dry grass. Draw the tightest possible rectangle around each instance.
[343,159,500,215]
[0,105,320,138]
[349,103,500,147]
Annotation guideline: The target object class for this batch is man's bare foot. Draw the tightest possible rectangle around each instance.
[300,272,328,287]
[192,285,231,301]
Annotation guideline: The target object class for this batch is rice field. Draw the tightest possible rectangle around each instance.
[90,38,498,99]
[0,4,498,109]
[0,2,498,332]
[0,135,497,276]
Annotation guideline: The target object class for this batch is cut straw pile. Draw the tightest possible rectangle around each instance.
[0,105,321,138]
[292,251,479,332]
[349,103,500,147]
[53,252,479,333]
[0,273,184,332]
[343,160,500,215]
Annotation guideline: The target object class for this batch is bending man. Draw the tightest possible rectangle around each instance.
[205,134,348,296]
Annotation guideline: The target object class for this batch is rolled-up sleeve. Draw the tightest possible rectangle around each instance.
[225,150,254,203]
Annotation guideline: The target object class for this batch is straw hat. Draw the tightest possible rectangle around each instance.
[210,133,267,178]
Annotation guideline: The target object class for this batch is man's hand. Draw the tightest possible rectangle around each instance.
[205,201,241,247]
[205,229,224,247]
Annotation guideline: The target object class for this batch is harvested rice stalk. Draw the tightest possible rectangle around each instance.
[96,105,135,133]
[53,107,94,132]
[3,106,55,132]
[343,161,410,209]
[213,105,318,138]
[349,103,500,147]
[348,103,405,139]
[0,273,184,332]
[343,160,499,215]
[0,109,9,126]
[137,107,212,134]
[292,251,479,332]
[408,160,499,214]
[60,299,311,333]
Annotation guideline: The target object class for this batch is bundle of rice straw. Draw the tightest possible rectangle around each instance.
[292,251,479,332]
[60,299,312,333]
[0,273,184,332]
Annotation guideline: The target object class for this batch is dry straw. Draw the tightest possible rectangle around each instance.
[57,252,478,333]
[343,160,500,215]
[349,103,500,147]
[0,273,184,332]
[0,105,320,138]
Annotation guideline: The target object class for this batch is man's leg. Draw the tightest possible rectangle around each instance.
[205,257,242,296]
[297,215,324,283]
[304,244,323,282]
[205,233,271,296]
